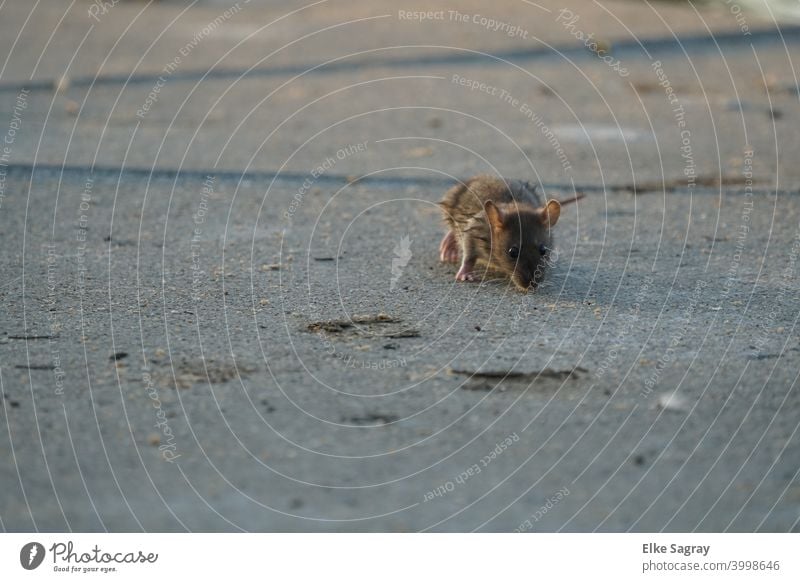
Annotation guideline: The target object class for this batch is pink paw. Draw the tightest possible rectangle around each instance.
[455,266,477,282]
[439,231,459,263]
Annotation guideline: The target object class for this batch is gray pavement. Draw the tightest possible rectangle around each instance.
[0,0,798,532]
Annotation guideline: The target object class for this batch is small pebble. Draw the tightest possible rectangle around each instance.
[54,75,70,93]
[657,391,688,412]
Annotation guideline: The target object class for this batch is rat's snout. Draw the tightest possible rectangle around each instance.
[511,271,537,292]
[511,259,547,291]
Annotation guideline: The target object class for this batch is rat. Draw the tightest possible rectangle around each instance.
[438,174,582,291]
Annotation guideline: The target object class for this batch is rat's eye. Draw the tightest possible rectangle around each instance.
[507,246,520,259]
[539,244,548,256]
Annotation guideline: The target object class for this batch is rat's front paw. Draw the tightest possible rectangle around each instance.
[455,264,478,282]
[439,231,459,263]
[443,247,459,263]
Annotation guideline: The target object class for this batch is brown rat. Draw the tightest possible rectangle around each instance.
[438,175,582,291]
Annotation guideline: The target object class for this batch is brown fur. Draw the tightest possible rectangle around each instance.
[439,175,570,291]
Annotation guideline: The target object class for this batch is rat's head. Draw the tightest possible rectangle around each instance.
[484,198,561,292]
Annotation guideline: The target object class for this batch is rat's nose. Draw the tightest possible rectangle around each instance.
[513,274,535,292]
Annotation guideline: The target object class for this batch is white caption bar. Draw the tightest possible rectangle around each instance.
[1,533,797,581]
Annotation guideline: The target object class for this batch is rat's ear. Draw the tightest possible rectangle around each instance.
[541,199,561,227]
[484,200,504,230]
